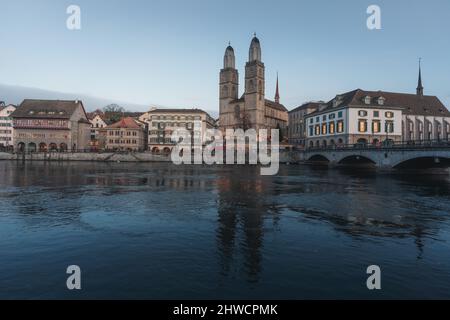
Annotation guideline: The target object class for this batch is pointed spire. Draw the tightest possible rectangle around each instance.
[275,72,280,103]
[417,58,424,97]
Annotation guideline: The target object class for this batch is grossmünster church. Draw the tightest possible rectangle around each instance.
[219,35,288,136]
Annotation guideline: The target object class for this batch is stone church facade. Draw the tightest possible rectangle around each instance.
[219,36,288,138]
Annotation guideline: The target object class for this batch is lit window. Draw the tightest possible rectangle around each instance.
[329,122,335,134]
[315,125,320,135]
[385,112,394,119]
[337,121,344,133]
[358,120,367,133]
[322,123,327,135]
[372,120,381,133]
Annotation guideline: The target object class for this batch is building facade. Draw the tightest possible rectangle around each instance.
[104,117,146,151]
[11,99,91,152]
[139,108,215,153]
[288,102,325,147]
[88,112,110,150]
[305,90,403,148]
[0,104,16,150]
[218,36,288,137]
[305,89,450,148]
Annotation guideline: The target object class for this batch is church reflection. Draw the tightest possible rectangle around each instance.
[215,167,282,283]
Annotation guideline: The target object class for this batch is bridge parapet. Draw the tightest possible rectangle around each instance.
[298,144,450,169]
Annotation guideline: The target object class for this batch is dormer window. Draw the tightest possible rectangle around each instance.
[333,95,342,108]
[378,97,385,105]
[364,96,371,105]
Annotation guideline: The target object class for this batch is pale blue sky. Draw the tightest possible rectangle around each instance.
[1,0,449,111]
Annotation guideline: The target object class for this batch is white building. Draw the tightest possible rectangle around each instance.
[139,108,216,153]
[0,104,17,150]
[305,88,450,148]
[305,90,403,148]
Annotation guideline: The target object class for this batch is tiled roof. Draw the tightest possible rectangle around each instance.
[311,89,450,117]
[289,102,325,113]
[106,117,142,129]
[146,108,207,114]
[11,99,84,119]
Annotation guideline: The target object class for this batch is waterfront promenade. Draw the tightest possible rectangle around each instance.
[1,142,450,169]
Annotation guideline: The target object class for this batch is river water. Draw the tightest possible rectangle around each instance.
[0,161,449,299]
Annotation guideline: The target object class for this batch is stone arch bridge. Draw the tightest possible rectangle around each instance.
[298,145,450,169]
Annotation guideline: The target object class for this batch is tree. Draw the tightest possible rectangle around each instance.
[103,104,124,113]
[103,104,125,123]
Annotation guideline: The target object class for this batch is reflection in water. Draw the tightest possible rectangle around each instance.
[1,161,450,299]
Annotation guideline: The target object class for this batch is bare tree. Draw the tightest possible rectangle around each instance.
[103,104,125,113]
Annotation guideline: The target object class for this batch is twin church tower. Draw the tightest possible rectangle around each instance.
[219,35,288,133]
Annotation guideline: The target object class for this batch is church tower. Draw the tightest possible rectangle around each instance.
[219,44,239,122]
[244,35,265,129]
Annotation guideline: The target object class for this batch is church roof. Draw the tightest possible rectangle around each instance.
[265,99,288,112]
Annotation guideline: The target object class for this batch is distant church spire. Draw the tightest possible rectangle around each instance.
[275,73,280,103]
[417,58,424,97]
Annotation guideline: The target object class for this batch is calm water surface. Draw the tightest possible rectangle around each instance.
[0,161,450,299]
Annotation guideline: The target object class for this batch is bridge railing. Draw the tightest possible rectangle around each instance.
[305,139,450,152]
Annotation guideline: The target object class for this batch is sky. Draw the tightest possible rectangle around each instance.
[1,0,450,111]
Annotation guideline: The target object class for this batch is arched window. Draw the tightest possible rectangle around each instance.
[234,105,240,120]
[221,85,228,97]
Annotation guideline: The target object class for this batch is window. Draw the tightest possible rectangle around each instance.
[372,120,381,133]
[358,110,368,117]
[358,119,368,133]
[315,125,320,135]
[338,111,343,118]
[329,114,336,120]
[322,123,327,135]
[385,121,394,133]
[309,126,314,136]
[234,105,240,120]
[322,115,327,121]
[364,96,371,105]
[329,122,335,134]
[378,97,385,105]
[373,111,380,117]
[337,120,344,133]
[385,112,394,119]
[310,118,313,124]
[316,117,320,123]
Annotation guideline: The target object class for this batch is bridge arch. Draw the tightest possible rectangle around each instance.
[338,155,376,166]
[307,154,330,163]
[393,155,450,169]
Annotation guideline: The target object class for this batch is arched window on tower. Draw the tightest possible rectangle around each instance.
[234,105,240,120]
[221,85,228,98]
[248,80,254,92]
[258,80,263,100]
